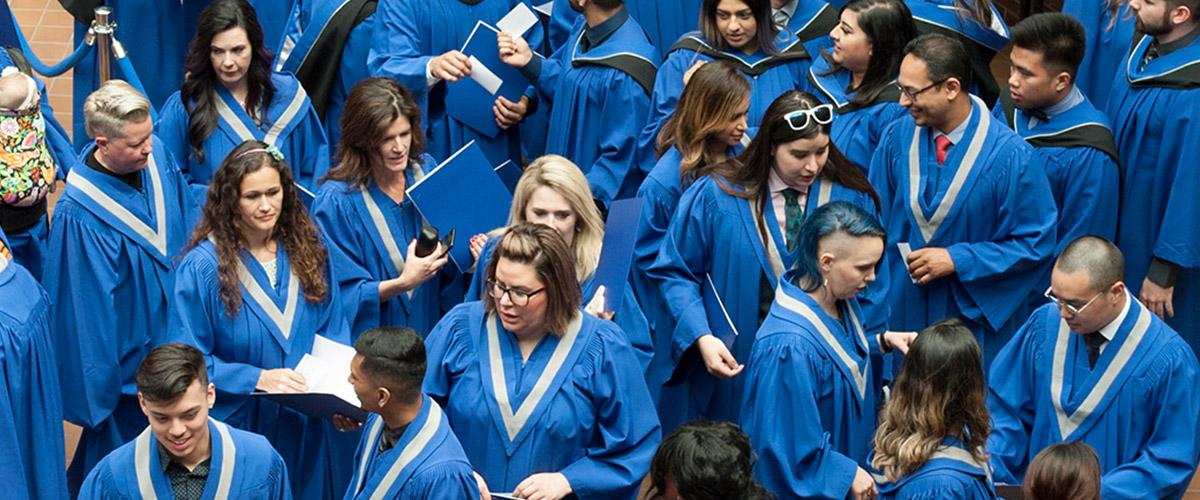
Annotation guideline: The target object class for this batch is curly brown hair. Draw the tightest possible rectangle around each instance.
[872,318,990,481]
[185,140,329,316]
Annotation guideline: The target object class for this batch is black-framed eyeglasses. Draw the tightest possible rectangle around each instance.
[782,104,835,130]
[487,279,545,307]
[1043,286,1105,316]
[896,78,948,101]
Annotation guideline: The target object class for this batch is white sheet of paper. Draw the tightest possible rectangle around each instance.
[497,2,539,35]
[469,56,504,95]
[533,1,554,16]
[897,242,917,284]
[296,336,361,406]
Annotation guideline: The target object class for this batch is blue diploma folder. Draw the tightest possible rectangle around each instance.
[591,198,642,312]
[445,21,533,138]
[406,141,513,272]
[253,392,368,422]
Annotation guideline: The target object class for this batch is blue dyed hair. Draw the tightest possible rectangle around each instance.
[793,201,886,292]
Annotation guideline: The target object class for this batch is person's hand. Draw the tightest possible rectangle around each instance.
[1140,277,1175,319]
[695,334,743,378]
[256,368,307,393]
[470,234,490,262]
[682,60,707,86]
[850,467,877,500]
[584,286,615,320]
[494,95,530,129]
[881,331,918,354]
[473,471,492,500]
[332,414,363,432]
[429,50,472,82]
[497,32,534,68]
[398,239,450,291]
[906,247,955,285]
[513,472,572,500]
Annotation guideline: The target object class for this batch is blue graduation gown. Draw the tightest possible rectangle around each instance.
[311,161,462,340]
[276,0,378,149]
[866,97,1056,366]
[906,0,1009,106]
[741,275,881,499]
[545,0,703,54]
[167,240,358,500]
[873,440,997,500]
[343,397,480,499]
[464,236,652,369]
[1062,0,1136,109]
[1105,35,1200,358]
[987,301,1200,499]
[805,55,909,172]
[250,0,297,56]
[157,72,331,198]
[0,238,67,500]
[991,93,1119,255]
[533,11,659,206]
[69,0,210,146]
[45,143,197,493]
[646,174,876,428]
[367,0,542,167]
[424,302,661,497]
[79,418,292,500]
[638,32,812,173]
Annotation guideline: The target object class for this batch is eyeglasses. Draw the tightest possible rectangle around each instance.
[487,280,545,307]
[782,104,835,130]
[896,78,948,101]
[1043,286,1105,316]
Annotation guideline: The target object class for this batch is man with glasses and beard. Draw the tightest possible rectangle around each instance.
[987,236,1200,499]
[866,34,1056,370]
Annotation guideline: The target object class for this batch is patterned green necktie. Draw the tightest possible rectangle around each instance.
[783,188,803,252]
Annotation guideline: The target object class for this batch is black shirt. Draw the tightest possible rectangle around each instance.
[85,149,142,192]
[157,443,211,500]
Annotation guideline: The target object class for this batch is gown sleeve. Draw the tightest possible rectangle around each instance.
[985,311,1044,484]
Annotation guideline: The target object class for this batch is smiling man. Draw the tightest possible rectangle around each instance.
[866,33,1057,369]
[987,236,1200,499]
[994,13,1120,258]
[79,343,292,499]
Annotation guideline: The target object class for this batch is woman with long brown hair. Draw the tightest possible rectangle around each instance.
[167,139,355,499]
[647,90,880,429]
[871,318,995,498]
[158,0,330,196]
[312,77,453,340]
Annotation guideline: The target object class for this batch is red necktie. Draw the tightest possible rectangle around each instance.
[935,135,952,165]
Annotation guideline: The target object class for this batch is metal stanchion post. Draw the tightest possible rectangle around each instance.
[92,7,114,83]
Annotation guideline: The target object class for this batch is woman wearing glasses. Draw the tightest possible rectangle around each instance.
[464,155,653,368]
[648,90,881,425]
[425,223,661,500]
[741,201,911,499]
[167,140,356,499]
[806,0,917,171]
[637,0,827,165]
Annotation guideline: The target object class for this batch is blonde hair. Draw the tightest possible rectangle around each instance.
[82,79,151,139]
[506,155,604,283]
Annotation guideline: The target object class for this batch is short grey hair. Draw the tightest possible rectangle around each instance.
[83,80,151,139]
[1055,236,1124,292]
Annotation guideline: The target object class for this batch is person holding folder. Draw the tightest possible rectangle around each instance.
[740,201,914,499]
[166,140,357,500]
[646,90,880,427]
[157,0,332,199]
[870,319,995,498]
[339,327,479,499]
[636,60,749,416]
[465,155,652,368]
[313,78,456,341]
[425,223,661,499]
[79,343,293,499]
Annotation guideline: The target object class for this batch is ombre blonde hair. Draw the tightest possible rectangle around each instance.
[872,318,990,481]
[504,155,604,283]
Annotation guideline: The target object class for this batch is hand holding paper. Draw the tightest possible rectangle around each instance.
[496,2,539,34]
[497,32,533,68]
[429,50,472,81]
